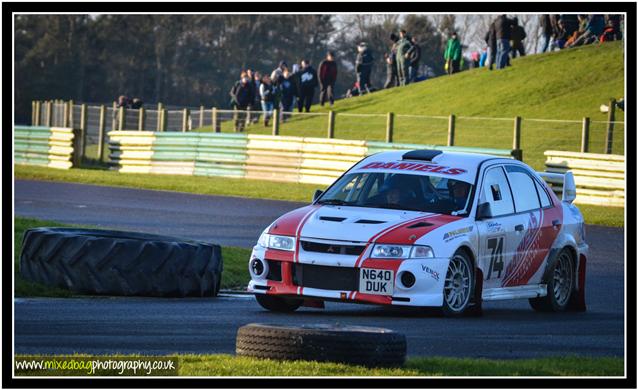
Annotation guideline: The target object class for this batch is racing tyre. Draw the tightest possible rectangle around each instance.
[19,227,223,297]
[236,323,406,367]
[529,248,574,312]
[255,294,302,312]
[441,250,474,317]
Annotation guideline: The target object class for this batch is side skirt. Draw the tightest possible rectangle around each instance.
[482,284,547,301]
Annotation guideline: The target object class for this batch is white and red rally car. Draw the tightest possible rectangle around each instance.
[247,150,588,316]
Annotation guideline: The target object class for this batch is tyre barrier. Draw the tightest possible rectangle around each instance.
[236,323,407,367]
[19,228,223,297]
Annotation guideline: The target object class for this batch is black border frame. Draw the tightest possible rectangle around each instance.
[3,2,636,388]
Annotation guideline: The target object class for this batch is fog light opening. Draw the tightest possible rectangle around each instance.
[400,271,416,289]
[250,258,266,277]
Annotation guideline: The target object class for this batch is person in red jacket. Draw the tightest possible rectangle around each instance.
[318,51,338,107]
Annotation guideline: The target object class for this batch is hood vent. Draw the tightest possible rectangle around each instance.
[355,219,386,224]
[408,221,434,229]
[319,216,347,222]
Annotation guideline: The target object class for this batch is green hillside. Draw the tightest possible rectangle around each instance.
[204,42,625,169]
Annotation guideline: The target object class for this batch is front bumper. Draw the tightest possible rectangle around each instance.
[247,250,451,307]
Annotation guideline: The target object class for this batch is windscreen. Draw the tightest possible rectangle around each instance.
[318,172,474,215]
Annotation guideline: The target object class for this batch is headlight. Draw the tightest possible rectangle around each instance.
[371,244,435,259]
[257,232,296,251]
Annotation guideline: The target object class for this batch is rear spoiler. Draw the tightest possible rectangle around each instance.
[537,171,576,204]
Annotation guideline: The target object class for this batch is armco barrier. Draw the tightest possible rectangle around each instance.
[14,126,75,169]
[108,131,518,185]
[544,150,624,207]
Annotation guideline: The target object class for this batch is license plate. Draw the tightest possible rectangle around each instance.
[359,268,394,296]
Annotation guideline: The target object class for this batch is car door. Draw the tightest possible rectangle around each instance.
[475,165,526,290]
[501,164,560,287]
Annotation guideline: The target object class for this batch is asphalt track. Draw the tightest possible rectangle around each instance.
[14,180,625,358]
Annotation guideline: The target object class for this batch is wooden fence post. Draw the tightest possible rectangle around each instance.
[605,98,616,154]
[199,105,204,129]
[79,103,87,163]
[156,103,163,131]
[34,101,41,126]
[161,108,167,132]
[182,108,189,132]
[327,111,336,138]
[111,102,117,131]
[68,100,74,128]
[212,107,220,132]
[581,117,590,153]
[272,109,280,136]
[72,128,82,167]
[386,112,394,143]
[98,104,106,162]
[447,114,456,146]
[138,107,145,131]
[118,106,126,130]
[31,101,36,125]
[45,101,53,127]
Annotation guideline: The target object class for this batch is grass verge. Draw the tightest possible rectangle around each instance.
[15,165,624,227]
[14,217,251,297]
[14,353,623,376]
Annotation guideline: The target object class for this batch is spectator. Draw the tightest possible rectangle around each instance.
[551,18,568,50]
[280,68,297,121]
[251,71,262,124]
[130,98,143,109]
[229,71,254,132]
[567,15,604,48]
[494,14,513,69]
[395,30,412,86]
[540,14,553,53]
[605,14,623,40]
[479,48,488,68]
[510,17,527,58]
[383,52,398,89]
[297,59,318,112]
[444,32,462,75]
[117,95,130,108]
[318,51,338,107]
[259,74,275,127]
[469,51,480,68]
[355,42,374,93]
[559,14,580,37]
[484,21,497,70]
[407,36,421,83]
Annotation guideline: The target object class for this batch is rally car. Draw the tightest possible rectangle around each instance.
[247,149,588,316]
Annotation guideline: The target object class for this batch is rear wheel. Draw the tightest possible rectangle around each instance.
[255,294,303,312]
[441,250,474,317]
[529,248,574,312]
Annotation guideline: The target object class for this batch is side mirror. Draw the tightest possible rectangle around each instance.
[476,202,493,220]
[313,189,323,202]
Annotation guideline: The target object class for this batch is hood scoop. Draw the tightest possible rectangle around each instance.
[319,216,347,222]
[408,221,434,228]
[355,219,386,224]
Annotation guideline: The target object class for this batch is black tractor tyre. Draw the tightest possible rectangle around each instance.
[255,294,303,312]
[236,323,406,367]
[19,227,223,297]
[529,248,575,312]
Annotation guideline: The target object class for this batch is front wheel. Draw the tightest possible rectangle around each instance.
[529,248,575,312]
[441,250,474,317]
[255,294,303,312]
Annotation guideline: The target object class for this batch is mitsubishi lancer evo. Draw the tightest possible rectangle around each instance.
[247,150,588,316]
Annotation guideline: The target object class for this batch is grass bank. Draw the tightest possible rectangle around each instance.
[14,354,624,376]
[197,41,625,170]
[14,217,251,297]
[15,165,624,227]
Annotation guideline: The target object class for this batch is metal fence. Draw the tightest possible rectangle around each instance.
[30,99,625,168]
